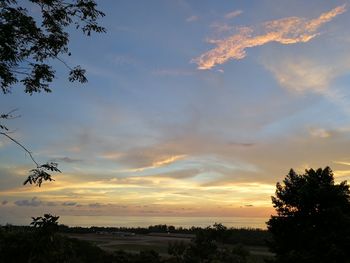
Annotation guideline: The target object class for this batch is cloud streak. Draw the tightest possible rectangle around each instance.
[224,10,242,20]
[15,197,42,207]
[194,5,346,69]
[186,15,199,22]
[123,154,187,172]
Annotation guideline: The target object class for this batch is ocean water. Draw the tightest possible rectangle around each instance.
[58,216,268,229]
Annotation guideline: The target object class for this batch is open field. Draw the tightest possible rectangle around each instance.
[66,232,274,262]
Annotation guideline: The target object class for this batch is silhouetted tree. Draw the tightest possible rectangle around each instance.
[0,0,105,186]
[0,213,115,262]
[168,240,187,263]
[1,0,105,94]
[267,167,350,263]
[168,225,250,263]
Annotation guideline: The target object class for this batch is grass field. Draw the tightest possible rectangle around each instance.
[66,232,274,262]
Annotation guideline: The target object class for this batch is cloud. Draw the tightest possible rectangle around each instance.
[224,10,242,20]
[62,201,77,206]
[153,155,186,167]
[186,15,199,22]
[262,52,350,114]
[309,128,331,138]
[263,56,340,93]
[210,22,235,34]
[123,154,187,172]
[151,168,200,179]
[89,203,103,208]
[53,157,82,163]
[333,161,350,166]
[15,197,41,207]
[333,169,350,178]
[99,151,123,160]
[46,201,58,206]
[193,5,346,69]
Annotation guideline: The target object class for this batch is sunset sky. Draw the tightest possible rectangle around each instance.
[1,0,350,226]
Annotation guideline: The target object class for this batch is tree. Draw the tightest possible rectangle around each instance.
[0,0,105,186]
[267,167,350,263]
[168,225,250,263]
[1,0,105,94]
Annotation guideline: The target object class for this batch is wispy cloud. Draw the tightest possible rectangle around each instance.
[52,157,82,163]
[124,154,187,172]
[264,57,334,93]
[193,5,346,69]
[263,53,350,114]
[224,10,242,20]
[308,128,331,138]
[210,22,235,34]
[62,201,77,206]
[15,197,42,207]
[333,169,350,178]
[333,161,350,166]
[186,15,199,22]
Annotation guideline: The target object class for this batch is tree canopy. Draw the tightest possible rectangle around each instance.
[0,0,105,94]
[0,0,105,186]
[267,167,350,263]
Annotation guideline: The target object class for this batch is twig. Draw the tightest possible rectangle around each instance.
[0,108,20,119]
[0,132,39,167]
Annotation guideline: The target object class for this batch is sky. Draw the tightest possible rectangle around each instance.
[1,0,350,226]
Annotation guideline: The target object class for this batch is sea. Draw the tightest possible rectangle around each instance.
[0,215,268,229]
[58,216,268,229]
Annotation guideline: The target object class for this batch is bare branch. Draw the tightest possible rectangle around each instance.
[0,109,20,119]
[0,131,39,167]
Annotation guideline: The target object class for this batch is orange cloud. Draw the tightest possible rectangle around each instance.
[334,161,350,166]
[194,5,346,69]
[123,154,187,172]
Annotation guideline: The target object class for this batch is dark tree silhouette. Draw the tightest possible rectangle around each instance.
[267,167,350,263]
[0,0,105,186]
[1,0,105,94]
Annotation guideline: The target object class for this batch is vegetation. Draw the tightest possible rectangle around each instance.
[0,222,270,263]
[0,215,109,263]
[1,0,105,94]
[267,167,350,263]
[0,0,105,186]
[59,223,271,246]
[2,2,349,263]
[167,227,251,263]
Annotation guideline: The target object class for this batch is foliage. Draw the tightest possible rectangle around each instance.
[167,225,250,263]
[30,213,60,235]
[267,167,350,263]
[0,216,111,263]
[0,0,105,94]
[0,110,61,186]
[0,222,259,263]
[0,0,105,186]
[24,162,61,186]
[60,224,270,246]
[168,241,187,263]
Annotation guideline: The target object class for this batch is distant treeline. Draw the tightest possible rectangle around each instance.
[57,223,271,246]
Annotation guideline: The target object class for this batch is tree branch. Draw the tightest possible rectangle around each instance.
[0,131,39,167]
